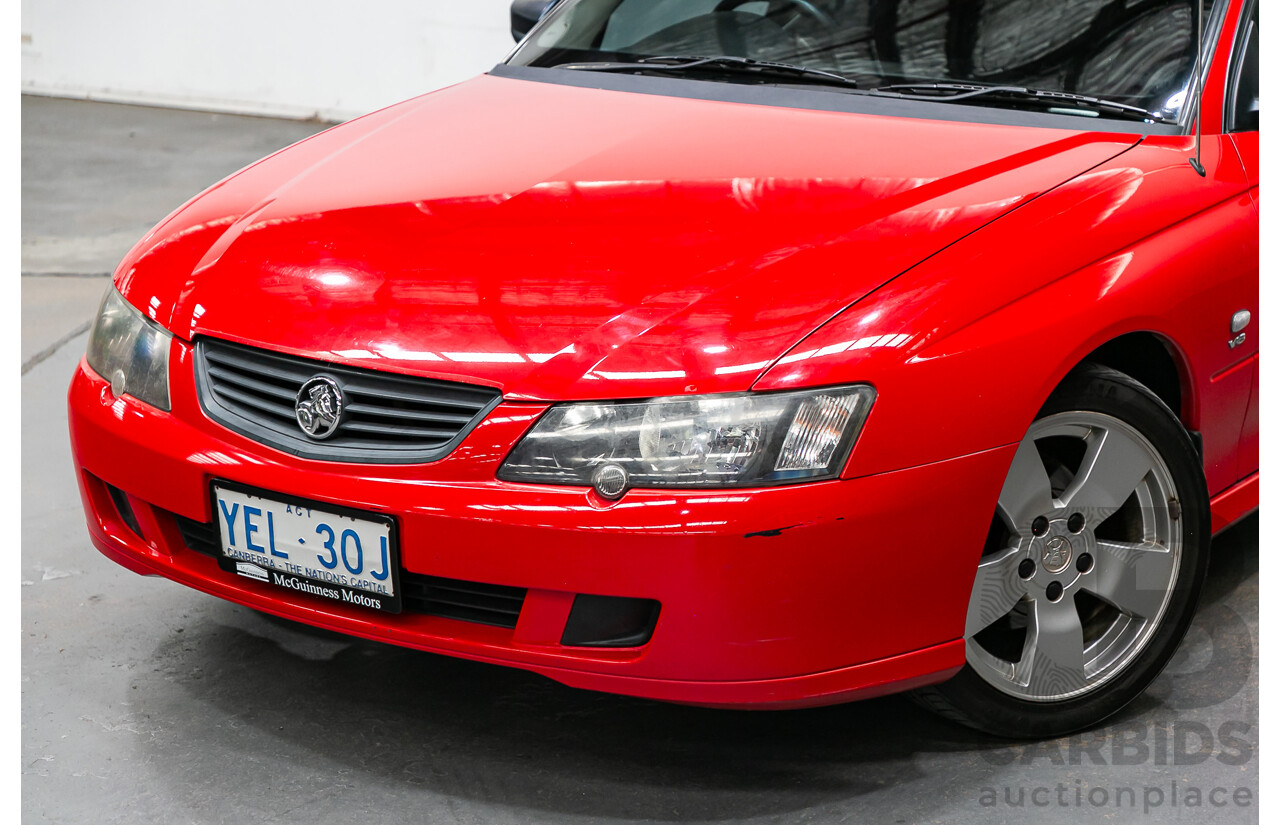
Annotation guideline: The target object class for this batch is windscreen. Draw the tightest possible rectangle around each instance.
[509,0,1217,121]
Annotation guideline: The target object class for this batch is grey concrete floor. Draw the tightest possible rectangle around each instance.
[22,94,1260,824]
[20,96,328,374]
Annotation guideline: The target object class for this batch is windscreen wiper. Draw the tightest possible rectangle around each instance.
[872,82,1169,123]
[554,55,860,90]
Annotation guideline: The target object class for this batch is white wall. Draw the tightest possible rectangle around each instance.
[21,1,517,121]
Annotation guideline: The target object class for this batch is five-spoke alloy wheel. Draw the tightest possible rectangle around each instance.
[915,363,1210,737]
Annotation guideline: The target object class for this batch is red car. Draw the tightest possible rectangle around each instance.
[69,0,1258,737]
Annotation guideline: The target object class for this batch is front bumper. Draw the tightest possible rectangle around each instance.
[68,344,1014,708]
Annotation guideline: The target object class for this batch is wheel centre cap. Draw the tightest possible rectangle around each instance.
[1041,535,1074,574]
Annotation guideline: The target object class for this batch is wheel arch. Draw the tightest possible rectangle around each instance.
[1076,331,1194,427]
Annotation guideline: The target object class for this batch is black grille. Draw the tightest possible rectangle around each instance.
[194,337,501,464]
[401,576,527,629]
[173,516,526,629]
[176,514,220,558]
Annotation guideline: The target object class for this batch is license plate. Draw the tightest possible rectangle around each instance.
[212,484,401,614]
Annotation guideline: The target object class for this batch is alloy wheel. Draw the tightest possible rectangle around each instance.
[964,411,1182,702]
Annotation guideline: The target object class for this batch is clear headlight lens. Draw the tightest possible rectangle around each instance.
[86,287,172,411]
[498,386,875,497]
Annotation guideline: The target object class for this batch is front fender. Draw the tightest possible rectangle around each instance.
[754,134,1255,495]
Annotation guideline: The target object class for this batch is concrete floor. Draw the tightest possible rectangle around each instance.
[22,94,1260,824]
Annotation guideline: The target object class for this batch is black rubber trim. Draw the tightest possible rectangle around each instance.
[489,64,1181,136]
[1221,0,1257,134]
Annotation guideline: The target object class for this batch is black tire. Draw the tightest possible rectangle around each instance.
[913,362,1211,738]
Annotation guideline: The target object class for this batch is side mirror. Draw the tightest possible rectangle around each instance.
[511,0,558,42]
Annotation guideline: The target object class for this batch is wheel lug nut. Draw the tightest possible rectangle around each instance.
[1046,581,1064,602]
[1031,516,1049,536]
[1076,553,1093,573]
[1018,559,1036,580]
[1068,513,1086,533]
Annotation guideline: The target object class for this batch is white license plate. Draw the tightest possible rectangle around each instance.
[213,484,401,614]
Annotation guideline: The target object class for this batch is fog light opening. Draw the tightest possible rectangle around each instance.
[561,594,661,648]
[105,483,143,538]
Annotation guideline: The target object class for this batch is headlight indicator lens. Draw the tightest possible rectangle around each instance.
[86,287,173,411]
[775,391,867,473]
[499,386,874,495]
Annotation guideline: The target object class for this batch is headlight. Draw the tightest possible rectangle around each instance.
[498,386,875,497]
[86,287,172,411]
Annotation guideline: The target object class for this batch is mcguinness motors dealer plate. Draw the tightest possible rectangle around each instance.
[213,483,401,613]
